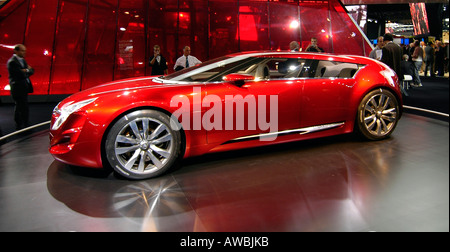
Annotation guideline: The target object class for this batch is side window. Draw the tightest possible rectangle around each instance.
[206,58,265,82]
[269,58,307,79]
[209,57,308,82]
[186,59,248,82]
[204,57,363,82]
[236,58,308,80]
[299,59,319,78]
[315,60,361,78]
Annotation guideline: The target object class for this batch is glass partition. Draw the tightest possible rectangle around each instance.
[330,0,372,56]
[239,1,270,51]
[81,0,117,90]
[299,1,332,53]
[49,0,88,94]
[177,0,209,68]
[0,0,372,97]
[0,0,28,96]
[147,0,178,74]
[114,0,146,80]
[23,0,58,95]
[209,0,239,59]
[269,1,299,51]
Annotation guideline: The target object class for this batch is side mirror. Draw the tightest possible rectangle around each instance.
[223,73,255,87]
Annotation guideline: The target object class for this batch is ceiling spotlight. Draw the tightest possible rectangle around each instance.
[289,20,299,29]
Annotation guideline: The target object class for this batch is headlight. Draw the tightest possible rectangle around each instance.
[52,98,97,130]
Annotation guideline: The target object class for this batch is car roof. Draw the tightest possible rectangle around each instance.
[227,51,373,64]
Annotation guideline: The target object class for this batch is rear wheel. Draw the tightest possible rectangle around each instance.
[356,89,400,140]
[105,110,182,180]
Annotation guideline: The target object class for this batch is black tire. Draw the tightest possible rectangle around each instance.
[105,110,182,180]
[356,88,400,140]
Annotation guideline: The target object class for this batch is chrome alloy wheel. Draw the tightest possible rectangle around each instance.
[105,110,182,179]
[362,93,397,137]
[114,118,173,175]
[356,89,400,140]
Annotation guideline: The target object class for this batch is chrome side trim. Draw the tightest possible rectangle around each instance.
[224,122,345,144]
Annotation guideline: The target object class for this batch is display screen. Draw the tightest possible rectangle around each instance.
[385,22,414,36]
[409,3,430,35]
[345,5,367,33]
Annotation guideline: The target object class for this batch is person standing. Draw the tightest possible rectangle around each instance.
[435,41,445,77]
[174,46,202,71]
[7,44,34,130]
[369,36,384,60]
[446,42,449,74]
[411,40,424,87]
[149,45,168,76]
[424,41,435,77]
[380,33,403,81]
[420,41,426,74]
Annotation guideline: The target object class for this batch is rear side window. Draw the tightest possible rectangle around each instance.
[251,58,363,80]
[314,60,363,78]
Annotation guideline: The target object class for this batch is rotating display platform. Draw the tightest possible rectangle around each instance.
[0,113,448,232]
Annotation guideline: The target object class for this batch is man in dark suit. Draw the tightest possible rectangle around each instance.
[381,33,403,81]
[7,44,34,130]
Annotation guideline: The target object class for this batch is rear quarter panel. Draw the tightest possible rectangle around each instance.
[344,58,403,132]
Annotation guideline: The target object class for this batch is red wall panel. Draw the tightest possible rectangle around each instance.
[81,0,117,90]
[24,0,58,95]
[114,0,146,80]
[0,0,28,96]
[209,0,239,59]
[0,0,372,97]
[269,1,299,51]
[147,0,178,75]
[177,0,209,65]
[49,0,88,94]
[239,1,270,51]
[299,1,333,53]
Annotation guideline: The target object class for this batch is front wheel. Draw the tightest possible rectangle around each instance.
[356,89,400,140]
[104,110,183,180]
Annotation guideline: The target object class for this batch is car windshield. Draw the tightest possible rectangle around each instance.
[157,55,264,83]
[161,56,229,81]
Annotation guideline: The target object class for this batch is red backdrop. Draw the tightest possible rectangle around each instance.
[0,0,372,96]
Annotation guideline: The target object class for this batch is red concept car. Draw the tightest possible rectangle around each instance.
[49,51,402,179]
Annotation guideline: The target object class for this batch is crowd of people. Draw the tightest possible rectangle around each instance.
[369,34,449,87]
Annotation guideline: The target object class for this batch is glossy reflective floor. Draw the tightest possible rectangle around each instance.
[0,113,448,232]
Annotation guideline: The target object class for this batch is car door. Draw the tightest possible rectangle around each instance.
[204,58,302,145]
[298,59,357,128]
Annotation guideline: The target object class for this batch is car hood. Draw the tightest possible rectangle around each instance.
[85,76,166,96]
[62,76,171,102]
